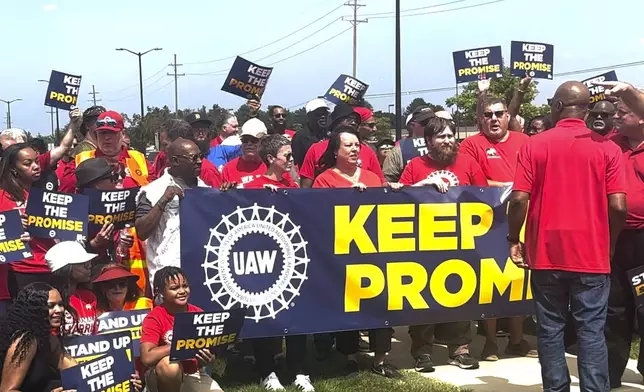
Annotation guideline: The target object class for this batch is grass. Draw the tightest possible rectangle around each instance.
[211,341,469,392]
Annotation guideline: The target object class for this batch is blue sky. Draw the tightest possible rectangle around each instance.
[2,0,644,135]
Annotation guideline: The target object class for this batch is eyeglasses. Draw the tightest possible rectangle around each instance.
[483,110,507,119]
[175,153,204,163]
[363,122,377,128]
[96,118,118,127]
[241,136,260,144]
[279,152,293,161]
[105,279,128,289]
[274,113,287,118]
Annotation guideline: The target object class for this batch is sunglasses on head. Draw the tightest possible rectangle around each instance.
[483,110,507,119]
[96,118,118,127]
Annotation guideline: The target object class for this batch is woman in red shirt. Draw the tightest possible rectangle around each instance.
[140,267,221,392]
[46,241,100,336]
[246,134,299,190]
[0,144,57,300]
[312,128,402,379]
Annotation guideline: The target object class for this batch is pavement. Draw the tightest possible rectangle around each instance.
[382,326,644,391]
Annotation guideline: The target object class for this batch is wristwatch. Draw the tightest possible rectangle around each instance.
[507,235,520,243]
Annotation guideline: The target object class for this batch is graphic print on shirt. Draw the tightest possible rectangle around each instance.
[202,203,309,323]
[485,147,500,158]
[64,310,95,335]
[163,330,173,345]
[427,170,459,186]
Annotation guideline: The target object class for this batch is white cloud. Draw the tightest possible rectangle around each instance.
[43,4,57,11]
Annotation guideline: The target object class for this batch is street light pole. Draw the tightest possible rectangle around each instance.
[0,98,22,128]
[38,79,60,142]
[116,47,163,150]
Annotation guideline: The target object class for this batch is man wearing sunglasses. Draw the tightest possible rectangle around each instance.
[75,111,152,189]
[459,97,533,362]
[221,118,270,187]
[268,105,296,141]
[586,100,616,137]
[354,107,378,144]
[135,138,209,284]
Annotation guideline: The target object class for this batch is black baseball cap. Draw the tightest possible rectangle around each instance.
[407,106,435,126]
[75,158,113,188]
[184,112,212,128]
[377,138,395,149]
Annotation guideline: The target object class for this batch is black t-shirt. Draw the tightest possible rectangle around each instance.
[31,170,59,192]
[292,128,322,168]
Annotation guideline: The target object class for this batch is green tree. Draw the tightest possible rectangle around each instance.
[403,98,445,118]
[445,66,549,126]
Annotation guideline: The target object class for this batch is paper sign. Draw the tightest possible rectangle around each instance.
[44,70,82,111]
[510,41,554,79]
[61,349,133,392]
[64,331,133,364]
[221,56,273,99]
[25,188,89,241]
[169,309,246,361]
[97,309,150,357]
[452,46,503,84]
[323,74,369,106]
[0,209,31,263]
[628,265,644,308]
[82,188,138,232]
[582,71,618,105]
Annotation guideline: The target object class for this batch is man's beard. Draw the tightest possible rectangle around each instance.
[196,139,210,155]
[430,143,458,165]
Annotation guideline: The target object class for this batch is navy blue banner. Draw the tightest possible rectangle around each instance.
[452,46,503,84]
[44,70,82,111]
[170,308,247,361]
[25,188,89,241]
[64,331,133,363]
[97,309,149,357]
[323,74,369,106]
[582,71,618,105]
[510,41,554,79]
[61,349,133,392]
[82,188,138,233]
[221,56,273,99]
[180,187,533,339]
[0,209,31,263]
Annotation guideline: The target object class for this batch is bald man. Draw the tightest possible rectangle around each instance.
[587,100,616,137]
[508,81,627,391]
[135,138,209,284]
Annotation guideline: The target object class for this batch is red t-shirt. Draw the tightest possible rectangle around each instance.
[610,134,644,230]
[459,131,529,182]
[141,304,203,374]
[399,154,488,187]
[245,175,299,189]
[513,118,626,273]
[200,158,223,188]
[152,151,167,179]
[312,168,382,188]
[221,157,266,187]
[209,136,223,148]
[299,141,384,181]
[63,289,98,336]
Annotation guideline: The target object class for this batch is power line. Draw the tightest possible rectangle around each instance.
[88,85,101,106]
[101,65,168,94]
[368,0,505,19]
[343,0,367,77]
[359,0,467,17]
[183,3,345,65]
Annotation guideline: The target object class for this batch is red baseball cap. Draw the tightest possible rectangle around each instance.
[93,264,139,284]
[95,111,125,132]
[353,107,373,122]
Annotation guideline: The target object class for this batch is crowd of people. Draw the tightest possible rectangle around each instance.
[0,75,641,392]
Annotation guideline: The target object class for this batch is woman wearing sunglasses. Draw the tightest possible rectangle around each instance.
[93,264,153,314]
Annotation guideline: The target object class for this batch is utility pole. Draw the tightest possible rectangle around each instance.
[116,47,163,150]
[343,0,367,78]
[88,85,101,106]
[0,98,22,129]
[46,108,55,136]
[167,54,185,115]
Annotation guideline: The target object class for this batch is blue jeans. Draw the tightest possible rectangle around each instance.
[531,270,610,392]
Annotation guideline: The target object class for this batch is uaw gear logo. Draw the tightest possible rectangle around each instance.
[427,170,459,186]
[202,204,309,323]
[486,147,499,158]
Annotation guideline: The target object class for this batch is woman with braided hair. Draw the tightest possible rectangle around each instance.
[0,282,77,392]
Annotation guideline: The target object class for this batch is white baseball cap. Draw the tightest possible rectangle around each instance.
[240,118,267,139]
[305,98,329,113]
[45,241,97,273]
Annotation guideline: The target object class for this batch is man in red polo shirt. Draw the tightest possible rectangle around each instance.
[508,81,626,392]
[221,118,268,187]
[603,93,644,387]
[460,97,535,361]
[399,116,485,373]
